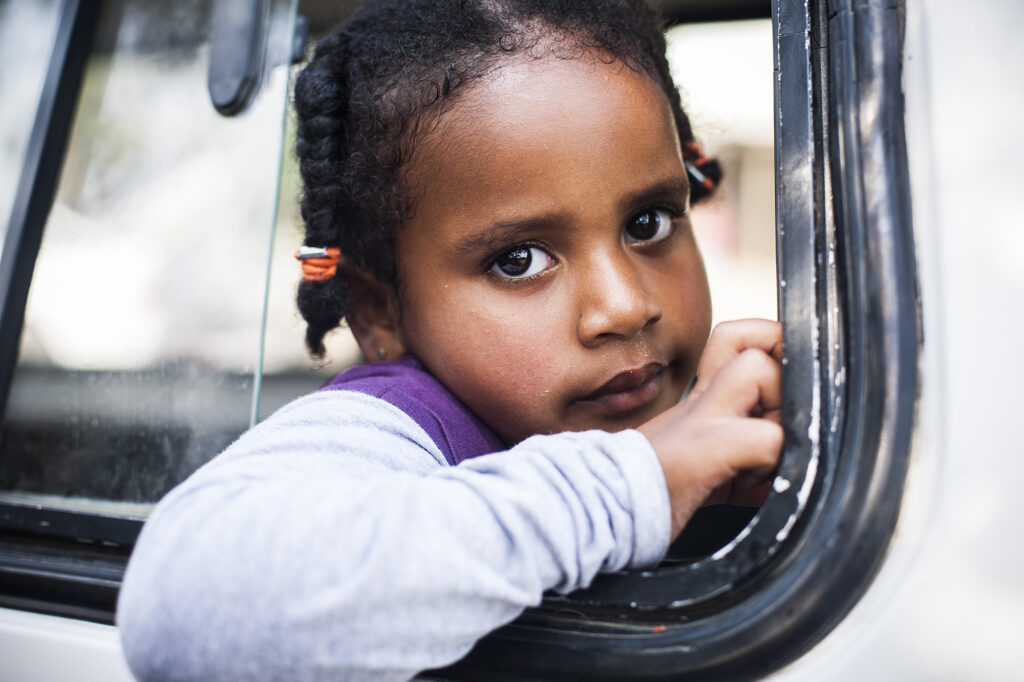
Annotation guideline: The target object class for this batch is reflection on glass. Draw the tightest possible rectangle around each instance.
[0,0,61,254]
[0,0,295,513]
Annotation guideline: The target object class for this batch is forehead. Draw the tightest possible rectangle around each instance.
[402,56,684,220]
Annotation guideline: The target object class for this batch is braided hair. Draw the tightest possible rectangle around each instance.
[293,0,722,356]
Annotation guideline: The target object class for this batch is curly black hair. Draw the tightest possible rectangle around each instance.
[293,0,722,356]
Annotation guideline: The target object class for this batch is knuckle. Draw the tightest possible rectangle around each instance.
[743,347,781,374]
[737,347,770,368]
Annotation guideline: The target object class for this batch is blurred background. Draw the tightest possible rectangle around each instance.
[0,0,776,512]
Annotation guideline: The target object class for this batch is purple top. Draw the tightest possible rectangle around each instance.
[320,355,506,465]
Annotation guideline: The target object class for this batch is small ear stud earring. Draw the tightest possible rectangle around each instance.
[377,348,388,361]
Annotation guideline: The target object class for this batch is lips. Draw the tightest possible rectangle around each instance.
[577,362,665,416]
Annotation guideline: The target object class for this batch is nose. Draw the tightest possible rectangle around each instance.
[576,251,662,346]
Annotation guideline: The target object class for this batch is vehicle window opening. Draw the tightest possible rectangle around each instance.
[437,0,918,677]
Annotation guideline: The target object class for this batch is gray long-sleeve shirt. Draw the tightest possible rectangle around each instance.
[117,389,671,681]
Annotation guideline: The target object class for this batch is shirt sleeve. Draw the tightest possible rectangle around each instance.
[116,390,671,682]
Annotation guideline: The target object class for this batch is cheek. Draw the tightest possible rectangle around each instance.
[400,284,572,415]
[672,267,712,335]
[657,233,710,296]
[657,243,713,352]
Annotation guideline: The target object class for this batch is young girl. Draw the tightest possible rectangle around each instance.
[117,1,783,680]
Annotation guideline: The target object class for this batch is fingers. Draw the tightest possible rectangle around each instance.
[698,419,782,508]
[693,319,782,396]
[700,347,783,421]
[654,415,783,538]
[643,320,785,539]
[724,417,784,473]
[729,413,782,473]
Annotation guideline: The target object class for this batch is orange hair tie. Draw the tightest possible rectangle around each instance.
[682,140,715,191]
[682,140,709,165]
[295,246,342,282]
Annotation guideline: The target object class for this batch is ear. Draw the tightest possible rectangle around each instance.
[342,265,406,363]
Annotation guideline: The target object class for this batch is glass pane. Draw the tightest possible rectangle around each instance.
[0,0,296,515]
[0,0,61,254]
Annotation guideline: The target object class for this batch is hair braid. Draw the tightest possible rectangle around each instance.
[294,31,354,356]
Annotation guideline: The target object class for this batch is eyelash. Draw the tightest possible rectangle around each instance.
[624,205,685,246]
[484,240,556,284]
[483,205,688,282]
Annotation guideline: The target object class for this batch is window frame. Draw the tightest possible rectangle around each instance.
[431,0,919,678]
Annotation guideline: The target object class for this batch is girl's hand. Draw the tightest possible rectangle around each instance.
[638,320,784,539]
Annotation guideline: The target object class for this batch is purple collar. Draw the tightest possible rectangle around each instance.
[320,355,505,465]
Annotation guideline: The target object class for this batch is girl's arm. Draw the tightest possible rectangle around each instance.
[117,390,669,682]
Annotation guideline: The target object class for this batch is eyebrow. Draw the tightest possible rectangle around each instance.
[454,216,568,257]
[453,175,692,256]
[617,176,691,215]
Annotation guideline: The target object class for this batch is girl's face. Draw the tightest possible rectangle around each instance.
[393,56,712,444]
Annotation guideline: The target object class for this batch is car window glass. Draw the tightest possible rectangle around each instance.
[0,0,295,516]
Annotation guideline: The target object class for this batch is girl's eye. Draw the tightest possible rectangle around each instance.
[625,208,674,244]
[489,246,554,279]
